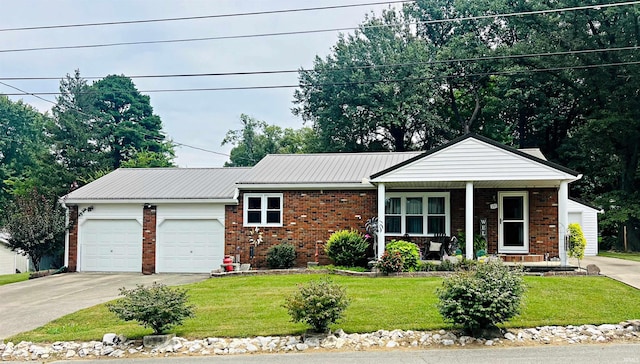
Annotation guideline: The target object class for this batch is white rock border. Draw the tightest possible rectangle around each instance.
[2,321,639,361]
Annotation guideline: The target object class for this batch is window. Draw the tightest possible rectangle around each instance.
[384,193,450,236]
[243,193,283,226]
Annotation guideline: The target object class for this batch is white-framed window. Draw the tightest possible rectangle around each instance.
[384,192,450,236]
[243,193,283,227]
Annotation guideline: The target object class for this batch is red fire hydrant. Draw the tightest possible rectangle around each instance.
[223,256,233,271]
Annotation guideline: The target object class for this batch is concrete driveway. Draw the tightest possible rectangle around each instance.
[0,272,208,340]
[571,256,640,289]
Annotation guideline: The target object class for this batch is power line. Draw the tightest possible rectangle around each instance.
[1,45,638,81]
[2,60,638,96]
[0,1,412,33]
[1,1,637,54]
[0,81,230,157]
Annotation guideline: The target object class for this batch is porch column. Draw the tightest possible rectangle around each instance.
[558,181,569,266]
[465,182,474,260]
[377,183,386,259]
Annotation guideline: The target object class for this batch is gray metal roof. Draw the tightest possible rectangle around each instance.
[238,152,423,184]
[64,167,251,202]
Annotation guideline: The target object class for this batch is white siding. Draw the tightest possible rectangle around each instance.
[373,138,577,183]
[568,199,600,256]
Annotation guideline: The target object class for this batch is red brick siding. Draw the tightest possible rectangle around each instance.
[142,205,157,274]
[529,189,559,257]
[225,190,375,268]
[67,206,79,272]
[225,188,560,267]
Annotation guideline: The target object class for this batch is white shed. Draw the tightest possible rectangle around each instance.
[0,233,30,274]
[568,198,602,256]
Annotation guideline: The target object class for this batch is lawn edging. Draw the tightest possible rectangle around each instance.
[3,321,640,361]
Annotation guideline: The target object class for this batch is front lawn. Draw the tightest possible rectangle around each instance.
[9,274,640,343]
[0,272,29,286]
[599,251,640,262]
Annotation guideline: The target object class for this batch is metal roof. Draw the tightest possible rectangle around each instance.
[238,152,423,184]
[64,167,251,202]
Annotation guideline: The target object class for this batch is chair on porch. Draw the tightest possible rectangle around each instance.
[423,233,448,260]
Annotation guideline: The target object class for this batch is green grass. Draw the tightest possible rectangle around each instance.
[0,272,29,286]
[599,251,640,262]
[9,274,640,343]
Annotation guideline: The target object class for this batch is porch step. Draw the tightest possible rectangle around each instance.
[498,254,544,263]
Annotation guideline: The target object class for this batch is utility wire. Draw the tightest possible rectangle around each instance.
[2,60,639,96]
[1,1,637,54]
[1,45,638,81]
[0,80,229,157]
[0,1,413,33]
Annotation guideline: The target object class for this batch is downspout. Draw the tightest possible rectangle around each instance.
[60,198,70,268]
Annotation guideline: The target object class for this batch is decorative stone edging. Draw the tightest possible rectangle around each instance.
[2,321,639,361]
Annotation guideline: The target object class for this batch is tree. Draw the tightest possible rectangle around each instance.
[294,9,450,152]
[89,75,174,169]
[2,189,66,271]
[0,95,51,208]
[222,114,316,167]
[50,72,174,179]
[120,149,175,168]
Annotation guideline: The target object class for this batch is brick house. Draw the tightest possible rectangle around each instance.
[63,134,588,273]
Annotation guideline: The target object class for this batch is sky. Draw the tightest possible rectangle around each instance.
[1,0,400,167]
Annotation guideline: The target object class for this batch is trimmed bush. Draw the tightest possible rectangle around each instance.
[107,282,195,334]
[267,243,297,269]
[283,278,350,333]
[385,240,420,271]
[437,260,525,336]
[568,223,587,261]
[325,229,369,267]
[376,251,404,274]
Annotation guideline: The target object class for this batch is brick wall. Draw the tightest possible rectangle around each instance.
[142,205,157,274]
[529,189,559,257]
[67,206,79,272]
[225,187,561,266]
[225,190,376,268]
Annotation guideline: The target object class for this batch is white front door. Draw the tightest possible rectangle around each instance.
[498,191,529,253]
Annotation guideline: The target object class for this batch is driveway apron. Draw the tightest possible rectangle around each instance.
[0,273,208,340]
[572,256,640,290]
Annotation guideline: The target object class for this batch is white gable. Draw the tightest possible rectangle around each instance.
[372,136,579,184]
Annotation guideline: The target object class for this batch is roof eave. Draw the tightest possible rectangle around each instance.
[62,198,238,205]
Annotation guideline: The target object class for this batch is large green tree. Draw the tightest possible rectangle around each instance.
[50,72,175,185]
[294,9,450,152]
[0,95,53,206]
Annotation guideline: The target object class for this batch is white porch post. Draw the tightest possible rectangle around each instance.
[558,181,569,266]
[377,183,386,259]
[465,182,474,260]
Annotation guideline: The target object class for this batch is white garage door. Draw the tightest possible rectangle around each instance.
[80,220,142,272]
[157,219,224,273]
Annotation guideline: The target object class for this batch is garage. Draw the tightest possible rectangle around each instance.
[568,198,603,257]
[80,219,142,272]
[156,219,224,273]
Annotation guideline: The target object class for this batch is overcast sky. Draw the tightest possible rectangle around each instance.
[1,1,399,167]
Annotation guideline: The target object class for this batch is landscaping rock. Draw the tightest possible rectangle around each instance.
[3,321,640,361]
[586,264,600,275]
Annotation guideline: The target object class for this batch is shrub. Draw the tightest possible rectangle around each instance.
[417,261,437,272]
[376,251,404,274]
[325,229,369,267]
[107,282,195,334]
[568,223,587,262]
[266,243,297,269]
[283,278,350,333]
[385,240,420,271]
[437,260,525,336]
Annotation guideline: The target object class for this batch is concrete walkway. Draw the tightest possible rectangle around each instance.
[0,272,208,340]
[570,256,640,289]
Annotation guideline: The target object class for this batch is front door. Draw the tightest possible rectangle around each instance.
[498,191,529,253]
